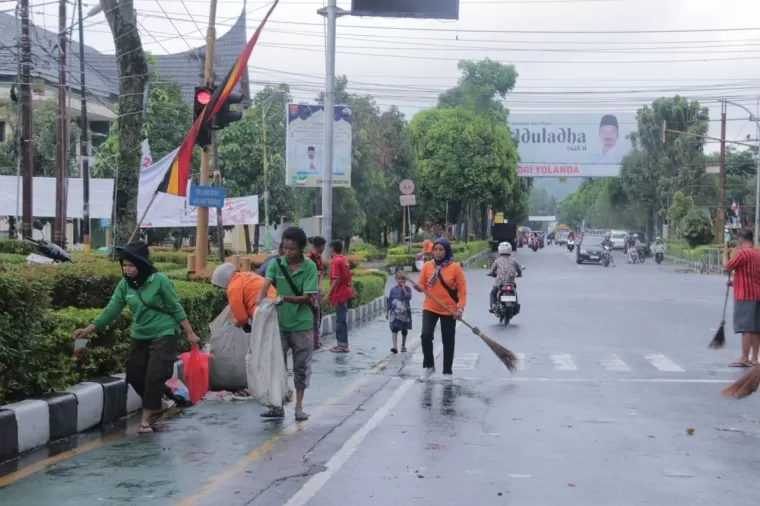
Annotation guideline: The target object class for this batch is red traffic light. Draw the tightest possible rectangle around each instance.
[196,90,211,105]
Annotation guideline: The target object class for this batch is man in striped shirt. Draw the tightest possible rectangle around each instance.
[723,228,760,367]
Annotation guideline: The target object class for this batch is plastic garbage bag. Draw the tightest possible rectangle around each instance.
[209,307,249,391]
[180,346,211,405]
[166,376,191,407]
[246,299,287,407]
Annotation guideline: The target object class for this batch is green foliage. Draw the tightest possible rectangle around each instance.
[667,190,693,233]
[385,254,416,268]
[680,209,713,248]
[0,239,38,255]
[0,253,28,264]
[437,59,518,123]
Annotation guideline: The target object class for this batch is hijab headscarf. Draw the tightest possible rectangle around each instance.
[212,262,237,289]
[427,237,453,287]
[115,241,156,288]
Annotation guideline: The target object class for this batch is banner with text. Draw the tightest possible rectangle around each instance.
[508,113,636,177]
[285,104,352,188]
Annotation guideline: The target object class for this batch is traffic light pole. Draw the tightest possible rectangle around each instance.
[196,0,217,271]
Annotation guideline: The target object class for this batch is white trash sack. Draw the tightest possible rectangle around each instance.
[208,305,249,392]
[246,299,287,407]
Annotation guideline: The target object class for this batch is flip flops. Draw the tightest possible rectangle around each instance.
[729,361,753,368]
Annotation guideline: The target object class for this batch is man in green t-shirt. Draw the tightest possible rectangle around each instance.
[257,226,318,421]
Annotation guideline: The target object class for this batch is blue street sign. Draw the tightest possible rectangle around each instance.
[189,184,225,208]
[100,218,110,228]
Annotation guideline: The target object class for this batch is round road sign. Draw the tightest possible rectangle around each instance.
[399,179,415,195]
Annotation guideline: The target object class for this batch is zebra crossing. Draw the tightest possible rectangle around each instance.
[408,347,739,375]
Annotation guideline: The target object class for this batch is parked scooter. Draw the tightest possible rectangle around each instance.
[24,236,73,264]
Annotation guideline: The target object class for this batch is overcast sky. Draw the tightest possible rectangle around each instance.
[26,0,760,152]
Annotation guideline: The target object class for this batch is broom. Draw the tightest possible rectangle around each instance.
[721,365,760,399]
[404,279,519,373]
[709,273,731,349]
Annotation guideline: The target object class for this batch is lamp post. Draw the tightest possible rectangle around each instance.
[261,91,284,252]
[723,99,760,245]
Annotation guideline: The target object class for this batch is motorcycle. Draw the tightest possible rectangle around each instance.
[567,239,575,252]
[627,247,639,264]
[495,282,519,325]
[24,237,73,264]
[637,246,646,264]
[602,245,611,267]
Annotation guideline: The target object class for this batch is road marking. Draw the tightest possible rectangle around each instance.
[453,353,479,370]
[645,354,686,372]
[600,354,632,372]
[282,379,416,506]
[453,377,734,384]
[550,353,577,371]
[515,353,527,370]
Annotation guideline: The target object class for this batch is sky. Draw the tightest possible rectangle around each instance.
[23,0,760,152]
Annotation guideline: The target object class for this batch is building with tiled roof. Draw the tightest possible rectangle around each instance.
[0,8,250,144]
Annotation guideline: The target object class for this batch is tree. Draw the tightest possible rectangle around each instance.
[100,0,148,245]
[680,209,713,248]
[667,190,692,236]
[438,59,518,124]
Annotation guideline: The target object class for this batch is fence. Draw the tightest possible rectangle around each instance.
[665,247,723,274]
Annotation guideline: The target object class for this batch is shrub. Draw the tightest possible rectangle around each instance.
[153,262,180,272]
[38,262,124,310]
[318,274,386,315]
[149,251,188,266]
[0,253,28,264]
[385,254,415,268]
[0,239,37,256]
[680,210,713,249]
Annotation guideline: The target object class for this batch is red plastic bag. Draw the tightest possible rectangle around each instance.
[180,346,211,405]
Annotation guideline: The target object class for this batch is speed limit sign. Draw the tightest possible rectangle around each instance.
[399,179,415,195]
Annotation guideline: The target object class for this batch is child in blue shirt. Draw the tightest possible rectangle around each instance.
[386,271,413,354]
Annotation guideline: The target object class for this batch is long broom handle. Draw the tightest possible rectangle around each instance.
[404,280,475,332]
[721,272,732,321]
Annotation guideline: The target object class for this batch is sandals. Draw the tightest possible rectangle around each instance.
[261,406,285,418]
[391,348,398,354]
[729,361,754,368]
[401,347,407,353]
[330,346,350,353]
[295,411,309,422]
[137,424,153,434]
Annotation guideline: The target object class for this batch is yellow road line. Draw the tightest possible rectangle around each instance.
[173,343,416,506]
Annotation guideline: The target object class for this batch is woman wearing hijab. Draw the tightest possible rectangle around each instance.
[73,242,201,434]
[410,238,467,379]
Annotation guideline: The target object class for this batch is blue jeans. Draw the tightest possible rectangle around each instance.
[335,302,349,347]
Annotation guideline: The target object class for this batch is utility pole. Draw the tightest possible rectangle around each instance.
[212,131,224,263]
[317,0,346,251]
[717,100,727,244]
[54,0,68,247]
[78,0,91,254]
[196,0,217,271]
[19,0,33,239]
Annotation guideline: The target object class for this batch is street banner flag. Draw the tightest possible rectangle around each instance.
[156,0,281,197]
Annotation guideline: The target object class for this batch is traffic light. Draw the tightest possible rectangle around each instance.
[215,90,244,130]
[194,86,213,147]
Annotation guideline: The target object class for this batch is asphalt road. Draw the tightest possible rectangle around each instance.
[2,245,759,505]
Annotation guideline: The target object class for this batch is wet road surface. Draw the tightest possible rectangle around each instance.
[2,245,759,505]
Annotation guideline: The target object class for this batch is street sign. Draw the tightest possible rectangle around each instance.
[399,179,415,195]
[189,184,226,208]
[400,194,416,207]
[100,218,110,228]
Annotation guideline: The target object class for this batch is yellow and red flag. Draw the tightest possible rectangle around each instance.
[156,0,280,197]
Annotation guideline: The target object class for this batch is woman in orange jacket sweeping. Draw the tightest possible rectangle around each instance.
[410,237,467,379]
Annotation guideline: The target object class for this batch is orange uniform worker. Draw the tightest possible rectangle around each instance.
[410,237,467,378]
[211,263,276,327]
[422,239,433,253]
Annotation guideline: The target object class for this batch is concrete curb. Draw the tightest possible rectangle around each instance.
[664,254,721,273]
[0,294,389,464]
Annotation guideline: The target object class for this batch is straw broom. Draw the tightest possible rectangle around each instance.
[709,273,731,349]
[721,365,760,399]
[404,279,519,373]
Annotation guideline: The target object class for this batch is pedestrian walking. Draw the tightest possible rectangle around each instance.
[73,242,201,434]
[307,236,327,349]
[723,228,760,367]
[410,237,467,379]
[257,227,318,421]
[387,270,412,353]
[324,240,354,353]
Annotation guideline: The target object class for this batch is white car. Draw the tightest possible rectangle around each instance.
[610,230,627,250]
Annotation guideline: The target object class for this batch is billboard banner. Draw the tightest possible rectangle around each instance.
[508,113,636,178]
[286,104,352,188]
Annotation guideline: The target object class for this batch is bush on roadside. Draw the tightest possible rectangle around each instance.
[318,274,386,315]
[0,239,37,256]
[0,253,29,264]
[385,254,416,268]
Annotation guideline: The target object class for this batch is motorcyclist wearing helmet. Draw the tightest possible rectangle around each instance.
[601,231,616,266]
[652,236,665,254]
[488,242,522,313]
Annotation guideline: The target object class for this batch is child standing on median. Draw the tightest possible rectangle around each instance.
[386,270,413,354]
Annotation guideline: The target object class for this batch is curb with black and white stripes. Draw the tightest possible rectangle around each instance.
[0,295,387,464]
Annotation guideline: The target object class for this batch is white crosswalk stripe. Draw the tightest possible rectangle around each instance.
[452,353,479,370]
[550,353,578,371]
[599,354,632,372]
[644,354,686,372]
[515,353,527,371]
[411,344,443,364]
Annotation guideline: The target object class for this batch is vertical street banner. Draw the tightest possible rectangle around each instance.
[285,104,352,188]
[508,113,636,178]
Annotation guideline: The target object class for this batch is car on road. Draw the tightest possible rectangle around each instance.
[610,230,627,249]
[577,238,605,264]
[557,230,570,246]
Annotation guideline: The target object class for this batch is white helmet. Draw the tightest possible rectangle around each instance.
[498,242,512,255]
